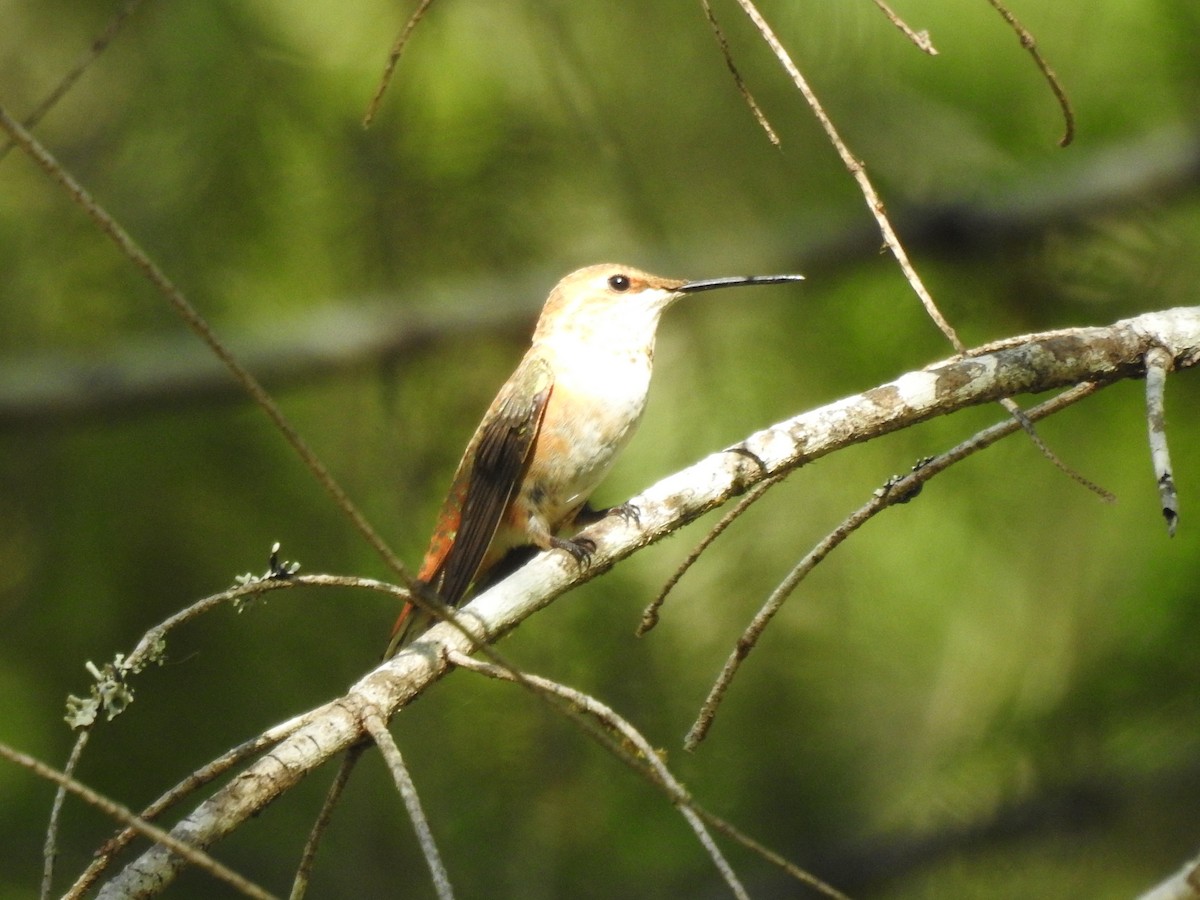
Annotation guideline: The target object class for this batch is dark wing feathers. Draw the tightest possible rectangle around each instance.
[430,356,553,606]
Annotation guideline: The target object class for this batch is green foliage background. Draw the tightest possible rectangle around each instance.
[1,1,1199,897]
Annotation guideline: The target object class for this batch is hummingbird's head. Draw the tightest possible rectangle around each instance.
[533,264,687,342]
[533,263,804,345]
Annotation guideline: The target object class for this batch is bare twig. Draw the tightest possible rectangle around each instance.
[1144,346,1179,536]
[1,740,276,900]
[732,0,964,352]
[63,565,503,726]
[451,653,753,897]
[982,0,1075,147]
[686,380,1105,749]
[41,731,89,900]
[870,0,938,55]
[290,747,367,900]
[363,709,454,900]
[450,652,847,899]
[695,813,850,900]
[701,0,781,146]
[0,104,415,590]
[638,474,783,635]
[734,0,1105,508]
[60,569,554,894]
[363,0,437,127]
[64,566,312,729]
[996,396,1115,501]
[0,0,150,164]
[65,714,313,898]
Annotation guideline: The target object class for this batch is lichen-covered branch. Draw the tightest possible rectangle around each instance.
[96,306,1199,896]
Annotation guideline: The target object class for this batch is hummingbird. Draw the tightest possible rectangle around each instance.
[385,263,804,656]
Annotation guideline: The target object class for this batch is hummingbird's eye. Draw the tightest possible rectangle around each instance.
[607,274,631,292]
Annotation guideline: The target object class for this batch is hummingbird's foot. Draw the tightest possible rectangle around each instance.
[608,501,641,526]
[550,535,596,567]
[576,501,641,527]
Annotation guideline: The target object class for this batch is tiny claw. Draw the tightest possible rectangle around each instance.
[551,535,595,566]
[611,501,641,526]
[576,501,640,527]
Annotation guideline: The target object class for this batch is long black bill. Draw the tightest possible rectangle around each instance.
[678,273,805,294]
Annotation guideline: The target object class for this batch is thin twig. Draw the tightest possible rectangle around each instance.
[73,563,542,723]
[870,0,938,55]
[982,0,1075,147]
[0,104,415,590]
[59,570,543,894]
[1144,347,1178,536]
[997,395,1115,501]
[687,380,1105,749]
[1,740,277,900]
[736,0,1104,506]
[41,731,89,900]
[363,709,454,900]
[639,474,783,635]
[695,810,850,899]
[64,567,310,729]
[732,0,964,352]
[363,0,437,127]
[0,0,150,163]
[290,746,367,900]
[452,653,819,900]
[701,0,781,146]
[65,714,311,898]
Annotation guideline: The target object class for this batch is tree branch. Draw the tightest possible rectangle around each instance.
[93,306,1199,895]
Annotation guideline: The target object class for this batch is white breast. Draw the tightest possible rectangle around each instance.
[529,337,655,521]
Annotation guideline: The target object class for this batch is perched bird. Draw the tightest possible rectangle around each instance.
[386,263,803,655]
